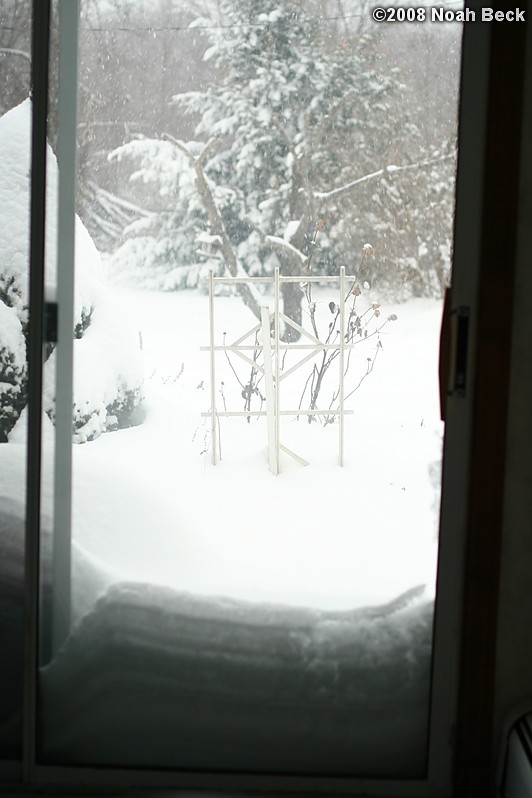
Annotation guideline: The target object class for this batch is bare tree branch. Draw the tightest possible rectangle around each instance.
[315,152,454,202]
[263,235,307,266]
[197,134,223,167]
[163,134,262,320]
[0,47,30,62]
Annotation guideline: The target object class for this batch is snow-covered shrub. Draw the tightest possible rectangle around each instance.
[0,303,27,442]
[0,99,144,442]
[0,99,35,440]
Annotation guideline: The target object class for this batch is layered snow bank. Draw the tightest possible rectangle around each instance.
[39,582,433,777]
[0,481,432,775]
[0,486,119,759]
[0,286,443,770]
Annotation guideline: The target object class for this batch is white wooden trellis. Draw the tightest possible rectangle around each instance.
[201,266,360,475]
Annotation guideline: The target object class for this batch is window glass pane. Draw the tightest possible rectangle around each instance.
[37,0,462,778]
[0,0,33,761]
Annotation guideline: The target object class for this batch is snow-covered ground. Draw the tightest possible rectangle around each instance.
[0,99,444,621]
[1,285,443,614]
[50,287,443,613]
[0,73,447,775]
[0,282,444,772]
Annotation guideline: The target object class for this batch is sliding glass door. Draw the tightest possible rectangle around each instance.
[0,0,32,765]
[0,0,494,793]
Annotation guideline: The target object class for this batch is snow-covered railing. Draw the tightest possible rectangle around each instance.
[201,267,359,475]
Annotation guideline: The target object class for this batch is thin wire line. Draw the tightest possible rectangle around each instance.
[0,1,466,35]
[1,15,362,34]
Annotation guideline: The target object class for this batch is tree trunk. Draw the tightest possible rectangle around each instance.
[281,166,315,341]
[281,280,302,342]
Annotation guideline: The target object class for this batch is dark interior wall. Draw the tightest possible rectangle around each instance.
[492,10,532,782]
[452,8,530,796]
[1,7,529,797]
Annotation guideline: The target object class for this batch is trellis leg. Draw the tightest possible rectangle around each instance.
[209,269,217,465]
[339,266,346,466]
[202,271,356,470]
[261,307,278,475]
[274,267,281,474]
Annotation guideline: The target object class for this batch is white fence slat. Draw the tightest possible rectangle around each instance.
[280,444,309,467]
[274,268,281,474]
[201,275,357,285]
[201,410,354,417]
[204,269,353,472]
[339,266,346,467]
[261,307,278,475]
[209,270,217,465]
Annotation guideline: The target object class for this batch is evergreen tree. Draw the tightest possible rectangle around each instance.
[173,0,403,326]
[109,138,208,288]
[112,0,456,322]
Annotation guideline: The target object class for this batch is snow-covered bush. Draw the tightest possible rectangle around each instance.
[0,100,144,442]
[0,302,27,442]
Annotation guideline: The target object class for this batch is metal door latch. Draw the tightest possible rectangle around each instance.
[44,301,58,343]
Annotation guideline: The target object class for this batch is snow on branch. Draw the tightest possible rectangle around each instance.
[87,181,150,218]
[240,208,306,270]
[268,115,296,154]
[263,235,307,266]
[162,133,200,167]
[162,134,262,320]
[0,47,30,63]
[314,152,455,202]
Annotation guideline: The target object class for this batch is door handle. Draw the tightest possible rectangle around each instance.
[44,300,58,343]
[439,289,470,421]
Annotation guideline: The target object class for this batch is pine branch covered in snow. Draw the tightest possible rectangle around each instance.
[78,180,149,252]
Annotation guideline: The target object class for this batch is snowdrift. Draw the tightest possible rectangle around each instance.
[0,489,433,777]
[39,583,432,777]
[0,491,117,759]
